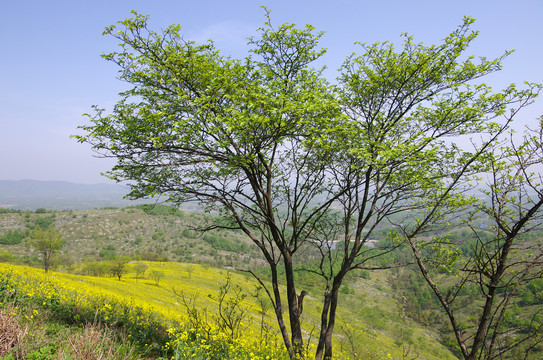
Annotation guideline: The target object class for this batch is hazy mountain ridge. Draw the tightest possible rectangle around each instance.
[0,179,147,210]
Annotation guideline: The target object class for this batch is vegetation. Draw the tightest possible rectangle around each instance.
[30,227,64,273]
[1,206,541,358]
[0,251,464,359]
[0,8,540,360]
[404,124,543,360]
[0,230,26,245]
[74,9,541,360]
[0,206,254,267]
[0,262,385,359]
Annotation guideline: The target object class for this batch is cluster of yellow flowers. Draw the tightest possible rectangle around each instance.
[0,263,365,359]
[165,325,290,360]
[0,263,174,355]
[0,263,290,359]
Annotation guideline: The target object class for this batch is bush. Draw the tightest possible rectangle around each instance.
[0,230,26,245]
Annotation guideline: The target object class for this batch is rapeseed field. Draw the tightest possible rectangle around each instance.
[0,262,293,359]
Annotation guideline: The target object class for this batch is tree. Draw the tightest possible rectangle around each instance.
[299,18,540,359]
[30,227,63,273]
[404,122,543,360]
[211,273,249,341]
[134,261,149,281]
[78,10,338,358]
[149,269,164,286]
[109,256,129,281]
[76,11,540,359]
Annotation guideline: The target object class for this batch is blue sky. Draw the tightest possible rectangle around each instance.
[1,0,542,184]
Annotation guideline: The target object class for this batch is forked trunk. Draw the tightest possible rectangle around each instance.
[315,276,343,360]
[284,253,304,359]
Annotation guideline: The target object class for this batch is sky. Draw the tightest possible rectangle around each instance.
[1,0,542,184]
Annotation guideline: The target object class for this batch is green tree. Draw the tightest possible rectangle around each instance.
[109,256,130,281]
[148,269,164,286]
[134,261,149,281]
[30,227,63,273]
[76,11,540,360]
[304,18,540,359]
[78,10,338,358]
[0,230,26,245]
[405,122,543,360]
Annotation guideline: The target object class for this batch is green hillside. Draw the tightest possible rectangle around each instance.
[0,260,456,360]
[0,206,255,266]
[0,206,461,359]
[1,207,541,359]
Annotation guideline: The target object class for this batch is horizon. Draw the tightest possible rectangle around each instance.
[2,0,542,184]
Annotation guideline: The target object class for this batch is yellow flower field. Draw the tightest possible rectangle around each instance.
[0,262,291,359]
[0,261,448,359]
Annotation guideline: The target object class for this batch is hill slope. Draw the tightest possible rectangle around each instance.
[0,262,457,360]
[0,207,459,359]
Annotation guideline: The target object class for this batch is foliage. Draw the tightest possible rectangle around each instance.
[148,268,165,286]
[30,227,63,273]
[165,326,290,360]
[403,123,543,359]
[0,209,22,214]
[75,9,541,360]
[134,262,149,280]
[0,263,295,360]
[130,204,185,217]
[0,250,15,263]
[33,216,54,230]
[0,230,26,245]
[0,301,138,359]
[0,263,172,356]
[109,256,130,280]
[100,244,117,259]
[202,234,248,252]
[0,257,467,359]
[212,274,248,340]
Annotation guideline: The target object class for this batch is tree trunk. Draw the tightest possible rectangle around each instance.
[315,291,331,360]
[283,252,304,359]
[323,284,340,359]
[43,250,51,273]
[467,234,514,360]
[315,273,345,360]
[269,261,295,359]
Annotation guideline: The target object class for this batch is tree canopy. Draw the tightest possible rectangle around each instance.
[76,10,541,360]
[31,227,64,273]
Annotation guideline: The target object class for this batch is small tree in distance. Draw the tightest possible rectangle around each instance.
[30,227,63,273]
[109,256,130,281]
[134,262,149,281]
[149,269,164,286]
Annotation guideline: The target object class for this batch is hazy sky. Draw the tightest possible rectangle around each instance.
[1,0,542,184]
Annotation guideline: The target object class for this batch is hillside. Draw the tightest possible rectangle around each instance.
[0,261,456,360]
[1,206,541,359]
[0,206,255,266]
[0,207,458,359]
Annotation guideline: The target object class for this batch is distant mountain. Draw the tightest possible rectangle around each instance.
[0,180,151,210]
